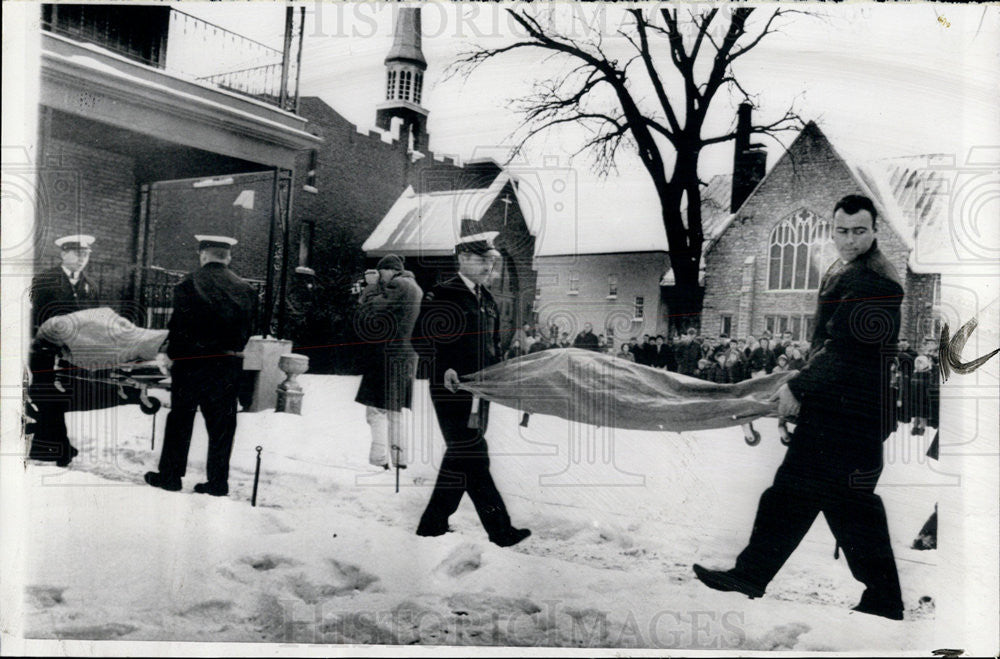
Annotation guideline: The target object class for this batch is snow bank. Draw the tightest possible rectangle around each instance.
[17,374,946,652]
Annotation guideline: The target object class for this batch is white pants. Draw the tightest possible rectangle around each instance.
[366,406,406,468]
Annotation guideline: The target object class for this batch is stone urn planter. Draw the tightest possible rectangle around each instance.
[276,353,309,414]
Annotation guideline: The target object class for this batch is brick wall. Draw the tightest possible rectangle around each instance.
[703,123,920,342]
[535,252,669,347]
[37,138,137,268]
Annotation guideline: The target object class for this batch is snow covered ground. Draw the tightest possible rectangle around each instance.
[14,375,950,652]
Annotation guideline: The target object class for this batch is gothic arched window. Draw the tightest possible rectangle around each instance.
[767,209,832,290]
[414,72,423,104]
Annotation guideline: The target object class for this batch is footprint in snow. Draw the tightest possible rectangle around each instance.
[52,622,138,640]
[241,554,300,571]
[434,543,482,578]
[26,585,65,608]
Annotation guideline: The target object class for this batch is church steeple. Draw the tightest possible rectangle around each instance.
[376,7,429,152]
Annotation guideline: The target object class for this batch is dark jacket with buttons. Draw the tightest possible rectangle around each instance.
[415,275,501,387]
[30,266,100,334]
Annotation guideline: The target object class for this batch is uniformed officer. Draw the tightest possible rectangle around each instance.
[415,226,531,547]
[694,194,906,620]
[28,234,100,465]
[144,235,256,496]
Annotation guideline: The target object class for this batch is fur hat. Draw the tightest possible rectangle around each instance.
[376,254,405,271]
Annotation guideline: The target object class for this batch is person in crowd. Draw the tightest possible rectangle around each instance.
[786,346,806,371]
[627,336,639,360]
[895,337,917,424]
[694,194,906,621]
[910,354,936,435]
[597,334,608,352]
[414,229,530,547]
[617,342,635,362]
[726,345,748,383]
[353,254,423,471]
[559,332,571,349]
[705,347,730,383]
[528,332,551,353]
[774,354,789,372]
[772,331,793,360]
[749,336,776,378]
[28,234,101,466]
[504,339,524,361]
[743,336,756,360]
[573,323,600,351]
[549,323,561,344]
[145,235,257,496]
[677,328,702,376]
[650,335,674,370]
[694,357,711,380]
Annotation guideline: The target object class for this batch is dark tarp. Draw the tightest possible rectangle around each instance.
[459,348,797,432]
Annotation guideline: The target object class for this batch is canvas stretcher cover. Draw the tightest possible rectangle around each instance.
[458,348,798,432]
[36,307,169,371]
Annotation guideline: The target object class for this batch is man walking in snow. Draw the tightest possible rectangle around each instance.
[693,194,906,620]
[145,235,256,496]
[354,254,423,470]
[414,226,530,548]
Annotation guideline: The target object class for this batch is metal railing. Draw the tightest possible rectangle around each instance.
[42,4,301,112]
[41,260,269,336]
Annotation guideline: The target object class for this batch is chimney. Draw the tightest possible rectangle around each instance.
[731,103,767,212]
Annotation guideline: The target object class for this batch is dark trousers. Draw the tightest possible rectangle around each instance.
[158,357,241,486]
[418,386,512,537]
[733,422,903,609]
[27,346,74,460]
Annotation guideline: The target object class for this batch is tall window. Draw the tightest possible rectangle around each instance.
[569,272,579,295]
[720,314,733,337]
[298,221,314,269]
[634,296,644,321]
[386,71,396,100]
[401,71,412,101]
[305,149,318,190]
[767,210,831,290]
[608,274,618,298]
[414,72,423,104]
[764,314,812,341]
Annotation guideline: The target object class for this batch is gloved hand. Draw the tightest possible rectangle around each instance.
[155,352,173,375]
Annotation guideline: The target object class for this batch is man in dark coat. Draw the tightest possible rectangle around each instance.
[414,229,530,548]
[694,194,906,621]
[354,254,423,470]
[748,337,777,377]
[145,235,256,496]
[650,335,675,370]
[28,234,101,465]
[573,323,600,352]
[677,328,702,376]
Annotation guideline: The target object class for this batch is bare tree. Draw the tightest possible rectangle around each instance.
[454,7,804,321]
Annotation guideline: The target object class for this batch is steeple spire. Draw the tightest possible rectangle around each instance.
[376,7,429,153]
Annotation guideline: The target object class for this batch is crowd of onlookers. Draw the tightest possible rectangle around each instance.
[505,323,940,434]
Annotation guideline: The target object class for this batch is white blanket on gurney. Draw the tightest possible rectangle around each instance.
[37,307,169,371]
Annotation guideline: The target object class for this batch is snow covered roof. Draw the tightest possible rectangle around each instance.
[707,123,948,274]
[363,172,520,256]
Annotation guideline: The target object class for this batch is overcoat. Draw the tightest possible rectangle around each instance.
[354,270,423,411]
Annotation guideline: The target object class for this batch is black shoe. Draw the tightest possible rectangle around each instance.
[144,471,181,492]
[852,590,904,620]
[489,527,531,548]
[193,482,229,497]
[416,521,451,537]
[693,564,765,599]
[29,446,73,467]
[852,601,904,620]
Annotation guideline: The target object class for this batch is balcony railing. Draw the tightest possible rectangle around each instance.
[42,4,301,112]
